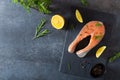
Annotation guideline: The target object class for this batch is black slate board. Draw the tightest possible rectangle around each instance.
[59,7,116,79]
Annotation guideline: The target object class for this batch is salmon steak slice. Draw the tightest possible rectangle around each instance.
[68,21,105,58]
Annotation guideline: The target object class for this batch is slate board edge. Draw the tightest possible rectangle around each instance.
[59,7,117,78]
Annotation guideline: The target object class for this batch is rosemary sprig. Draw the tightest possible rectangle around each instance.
[34,19,46,37]
[33,18,49,39]
[80,0,88,6]
[109,52,120,63]
[67,63,71,70]
[36,29,49,38]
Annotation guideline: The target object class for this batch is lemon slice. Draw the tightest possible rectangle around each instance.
[75,9,83,23]
[96,46,106,58]
[51,14,65,29]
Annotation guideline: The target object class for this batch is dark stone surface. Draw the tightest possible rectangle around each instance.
[0,0,120,80]
[59,7,116,79]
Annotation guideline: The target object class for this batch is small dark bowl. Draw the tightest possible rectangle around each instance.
[90,63,105,78]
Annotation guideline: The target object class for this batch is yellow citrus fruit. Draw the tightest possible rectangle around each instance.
[75,9,83,23]
[96,46,106,58]
[51,14,65,29]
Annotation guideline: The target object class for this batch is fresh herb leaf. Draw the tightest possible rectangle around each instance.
[12,0,18,4]
[94,35,103,40]
[38,2,51,14]
[33,19,49,39]
[109,52,120,62]
[34,18,46,37]
[12,0,52,14]
[37,19,46,33]
[70,24,74,30]
[80,0,88,6]
[67,63,71,70]
[19,0,31,13]
[36,29,49,38]
[95,22,102,27]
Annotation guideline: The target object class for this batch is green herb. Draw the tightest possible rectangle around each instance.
[12,0,52,14]
[38,2,51,14]
[67,63,71,70]
[86,25,89,28]
[80,0,88,6]
[109,52,120,63]
[12,0,18,4]
[94,35,103,40]
[70,24,74,30]
[34,19,46,37]
[33,18,49,39]
[36,29,49,38]
[80,34,82,36]
[95,22,102,27]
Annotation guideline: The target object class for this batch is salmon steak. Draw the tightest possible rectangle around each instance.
[68,21,105,58]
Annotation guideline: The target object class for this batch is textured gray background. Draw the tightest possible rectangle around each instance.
[0,0,120,80]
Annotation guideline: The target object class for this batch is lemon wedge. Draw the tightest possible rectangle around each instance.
[51,14,65,29]
[75,9,83,23]
[96,46,106,58]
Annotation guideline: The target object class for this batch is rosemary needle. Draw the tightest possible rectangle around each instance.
[33,18,49,39]
[67,63,71,70]
[109,52,120,63]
